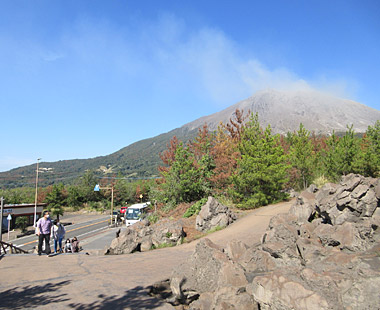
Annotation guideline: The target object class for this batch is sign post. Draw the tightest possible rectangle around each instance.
[7,214,12,241]
[0,197,3,242]
[94,184,114,226]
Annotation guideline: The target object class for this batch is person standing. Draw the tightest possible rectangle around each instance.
[36,211,52,255]
[51,219,66,253]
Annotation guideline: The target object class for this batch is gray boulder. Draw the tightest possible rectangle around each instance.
[170,238,248,304]
[316,174,380,225]
[105,218,185,255]
[105,227,140,255]
[164,175,380,310]
[196,197,237,232]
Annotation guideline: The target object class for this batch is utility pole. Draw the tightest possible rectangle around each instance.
[0,197,3,242]
[33,158,41,227]
[111,186,114,225]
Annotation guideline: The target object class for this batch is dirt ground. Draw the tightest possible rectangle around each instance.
[158,201,259,242]
[0,200,293,310]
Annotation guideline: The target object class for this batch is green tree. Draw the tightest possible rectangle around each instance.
[0,188,35,204]
[160,142,204,205]
[16,216,29,233]
[66,185,83,209]
[321,131,341,181]
[189,125,215,197]
[289,124,314,189]
[354,121,380,177]
[232,113,289,208]
[44,184,65,220]
[78,170,101,202]
[336,125,360,176]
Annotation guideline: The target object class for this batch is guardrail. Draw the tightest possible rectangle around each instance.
[0,241,29,255]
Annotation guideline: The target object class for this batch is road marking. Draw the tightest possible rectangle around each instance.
[17,219,109,247]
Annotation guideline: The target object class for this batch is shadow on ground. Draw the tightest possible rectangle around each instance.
[69,286,170,310]
[0,281,71,309]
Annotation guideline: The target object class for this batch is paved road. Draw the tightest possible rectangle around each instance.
[0,200,293,309]
[11,216,110,252]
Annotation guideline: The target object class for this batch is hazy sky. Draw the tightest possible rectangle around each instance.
[1,0,379,172]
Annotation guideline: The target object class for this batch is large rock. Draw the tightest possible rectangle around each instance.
[105,218,185,255]
[196,197,237,232]
[164,175,380,310]
[315,174,380,225]
[248,271,330,310]
[170,239,248,304]
[105,228,140,255]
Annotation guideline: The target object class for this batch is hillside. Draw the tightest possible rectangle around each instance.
[0,127,199,188]
[1,89,379,188]
[184,89,380,134]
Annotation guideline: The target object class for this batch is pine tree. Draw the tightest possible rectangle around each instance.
[354,121,380,177]
[289,124,314,190]
[160,142,204,205]
[322,132,341,182]
[44,183,66,220]
[232,113,289,208]
[335,125,360,176]
[365,120,380,176]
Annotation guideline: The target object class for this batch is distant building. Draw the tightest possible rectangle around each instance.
[2,203,46,230]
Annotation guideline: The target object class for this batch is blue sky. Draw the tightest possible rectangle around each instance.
[0,0,379,172]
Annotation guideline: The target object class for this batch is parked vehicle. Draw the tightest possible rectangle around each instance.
[125,202,150,226]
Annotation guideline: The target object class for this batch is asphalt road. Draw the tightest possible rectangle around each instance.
[11,215,110,252]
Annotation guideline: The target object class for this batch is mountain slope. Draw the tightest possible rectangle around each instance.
[184,89,380,134]
[1,89,379,188]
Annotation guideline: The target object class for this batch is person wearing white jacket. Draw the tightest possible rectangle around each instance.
[51,220,66,253]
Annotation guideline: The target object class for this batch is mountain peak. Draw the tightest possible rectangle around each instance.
[183,89,379,134]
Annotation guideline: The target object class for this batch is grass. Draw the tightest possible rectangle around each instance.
[183,198,208,218]
[206,225,225,234]
[151,242,174,250]
[147,212,160,224]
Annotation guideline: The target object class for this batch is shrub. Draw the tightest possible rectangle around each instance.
[15,216,29,233]
[183,198,208,218]
[147,212,159,224]
[312,175,330,188]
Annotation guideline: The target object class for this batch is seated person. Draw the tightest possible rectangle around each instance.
[72,236,80,253]
[64,238,73,253]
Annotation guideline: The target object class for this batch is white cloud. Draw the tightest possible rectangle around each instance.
[0,13,356,107]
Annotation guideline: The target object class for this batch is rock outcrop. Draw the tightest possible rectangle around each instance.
[105,219,185,255]
[196,197,237,232]
[164,174,380,309]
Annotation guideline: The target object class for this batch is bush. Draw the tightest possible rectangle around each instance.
[183,198,208,218]
[312,175,330,188]
[147,212,159,224]
[15,216,29,233]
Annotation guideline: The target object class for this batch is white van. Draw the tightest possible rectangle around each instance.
[125,202,150,226]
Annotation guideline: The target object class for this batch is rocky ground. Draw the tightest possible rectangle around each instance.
[155,174,380,310]
[105,197,239,255]
[0,201,292,309]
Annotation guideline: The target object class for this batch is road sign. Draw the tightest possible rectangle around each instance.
[7,214,11,240]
